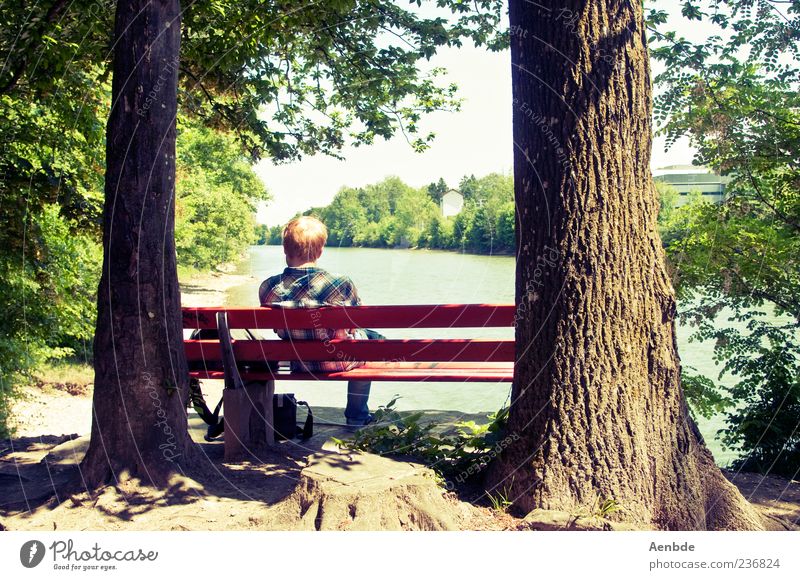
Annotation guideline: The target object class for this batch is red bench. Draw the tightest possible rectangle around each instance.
[182,304,514,458]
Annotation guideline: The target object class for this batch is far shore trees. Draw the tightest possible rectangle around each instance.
[486,0,767,529]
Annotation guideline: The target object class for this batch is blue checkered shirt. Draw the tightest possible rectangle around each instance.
[258,267,363,372]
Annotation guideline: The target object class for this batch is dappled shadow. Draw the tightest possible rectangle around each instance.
[179,283,221,295]
[0,405,508,530]
[723,470,800,527]
[0,437,304,528]
[0,434,83,513]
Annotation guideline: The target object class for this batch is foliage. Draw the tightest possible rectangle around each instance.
[592,497,623,518]
[720,343,800,476]
[178,0,506,160]
[2,1,506,163]
[0,205,100,437]
[426,177,449,202]
[655,181,679,234]
[652,0,800,475]
[332,396,511,482]
[0,0,507,267]
[485,487,514,512]
[254,224,284,246]
[680,368,732,420]
[175,121,269,269]
[305,172,514,254]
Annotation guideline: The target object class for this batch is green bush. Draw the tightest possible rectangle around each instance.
[174,121,269,270]
[721,344,800,477]
[0,205,100,437]
[332,397,512,483]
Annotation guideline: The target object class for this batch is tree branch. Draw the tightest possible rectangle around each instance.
[0,0,70,95]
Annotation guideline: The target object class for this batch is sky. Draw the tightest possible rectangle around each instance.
[254,6,699,227]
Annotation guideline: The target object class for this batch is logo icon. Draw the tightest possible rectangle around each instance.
[20,540,46,568]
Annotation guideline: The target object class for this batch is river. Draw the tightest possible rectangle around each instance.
[228,244,736,465]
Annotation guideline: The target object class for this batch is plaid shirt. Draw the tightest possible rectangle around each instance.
[258,266,363,372]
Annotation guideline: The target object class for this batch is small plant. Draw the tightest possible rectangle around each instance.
[485,487,513,512]
[569,495,624,525]
[333,396,512,483]
[593,497,623,518]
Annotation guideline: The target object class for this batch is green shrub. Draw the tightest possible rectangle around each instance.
[720,344,800,477]
[0,205,100,436]
[332,396,513,483]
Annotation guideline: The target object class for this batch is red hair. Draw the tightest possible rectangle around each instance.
[282,216,328,262]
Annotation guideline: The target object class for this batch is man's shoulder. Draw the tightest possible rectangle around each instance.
[258,272,287,301]
[316,271,358,293]
[320,270,355,286]
[259,272,284,290]
[314,271,359,305]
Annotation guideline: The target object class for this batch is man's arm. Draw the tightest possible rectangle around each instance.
[343,276,362,336]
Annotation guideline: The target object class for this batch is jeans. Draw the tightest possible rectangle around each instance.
[343,328,382,424]
[344,380,372,425]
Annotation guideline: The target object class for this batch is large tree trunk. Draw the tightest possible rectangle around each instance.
[487,0,765,530]
[81,0,191,486]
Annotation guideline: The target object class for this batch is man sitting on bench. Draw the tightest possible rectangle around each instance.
[258,216,373,428]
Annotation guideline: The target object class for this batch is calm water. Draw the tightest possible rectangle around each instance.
[229,245,736,464]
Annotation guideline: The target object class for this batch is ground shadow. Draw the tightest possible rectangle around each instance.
[0,406,500,529]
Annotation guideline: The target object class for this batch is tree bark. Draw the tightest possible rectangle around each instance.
[81,0,191,486]
[487,0,765,530]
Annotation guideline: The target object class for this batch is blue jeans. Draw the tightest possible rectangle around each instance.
[344,329,383,425]
[345,380,371,425]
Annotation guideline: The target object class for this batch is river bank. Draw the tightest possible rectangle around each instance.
[179,265,257,308]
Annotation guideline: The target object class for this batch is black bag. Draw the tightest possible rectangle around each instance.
[189,379,312,442]
[273,393,313,441]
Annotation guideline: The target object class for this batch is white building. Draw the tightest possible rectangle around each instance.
[441,189,464,217]
[654,165,730,206]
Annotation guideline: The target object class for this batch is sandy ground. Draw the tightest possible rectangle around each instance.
[0,379,514,531]
[0,272,797,531]
[179,268,254,308]
[2,375,798,531]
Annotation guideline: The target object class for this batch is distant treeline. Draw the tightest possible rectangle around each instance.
[255,174,515,254]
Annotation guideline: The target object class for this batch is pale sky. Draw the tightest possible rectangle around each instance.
[255,4,698,226]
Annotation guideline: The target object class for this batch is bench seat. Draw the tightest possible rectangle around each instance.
[189,361,514,383]
[183,304,516,384]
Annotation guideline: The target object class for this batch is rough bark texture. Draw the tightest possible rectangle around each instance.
[81,0,190,486]
[486,0,765,530]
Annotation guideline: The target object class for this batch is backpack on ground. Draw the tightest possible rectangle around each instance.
[189,377,313,442]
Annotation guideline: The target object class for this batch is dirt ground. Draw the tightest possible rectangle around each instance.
[1,378,797,532]
[0,380,513,531]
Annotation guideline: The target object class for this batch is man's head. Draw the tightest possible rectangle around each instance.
[283,216,328,266]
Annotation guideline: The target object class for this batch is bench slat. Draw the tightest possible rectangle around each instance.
[189,361,513,383]
[185,338,514,363]
[182,304,515,330]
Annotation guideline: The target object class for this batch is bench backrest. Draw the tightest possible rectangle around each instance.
[182,304,515,365]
